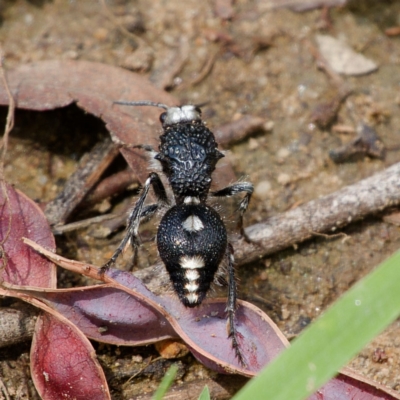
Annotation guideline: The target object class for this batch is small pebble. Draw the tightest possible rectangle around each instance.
[277,173,291,185]
[131,355,143,363]
[281,305,291,320]
[248,138,259,150]
[263,120,274,131]
[93,27,109,41]
[254,180,272,200]
[276,147,290,159]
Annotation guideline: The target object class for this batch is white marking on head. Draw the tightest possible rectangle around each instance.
[180,255,205,269]
[185,269,199,281]
[148,151,162,172]
[186,293,199,304]
[183,196,200,205]
[163,105,201,125]
[182,215,204,232]
[185,282,198,292]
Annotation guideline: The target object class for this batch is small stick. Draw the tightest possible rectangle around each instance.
[0,47,15,256]
[44,137,120,226]
[52,213,117,235]
[214,115,270,145]
[0,377,11,400]
[0,305,37,348]
[0,47,14,175]
[236,161,400,265]
[81,168,138,208]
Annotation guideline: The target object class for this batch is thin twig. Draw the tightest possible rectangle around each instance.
[235,161,400,265]
[0,377,11,400]
[0,305,37,348]
[0,47,15,257]
[0,47,14,175]
[52,213,117,235]
[44,137,119,226]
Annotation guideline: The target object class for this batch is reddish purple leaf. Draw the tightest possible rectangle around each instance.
[33,285,177,346]
[171,299,288,374]
[0,183,56,288]
[102,268,288,375]
[28,281,287,376]
[31,312,110,400]
[310,369,400,400]
[17,243,289,377]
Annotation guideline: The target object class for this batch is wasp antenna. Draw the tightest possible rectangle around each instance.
[113,100,170,110]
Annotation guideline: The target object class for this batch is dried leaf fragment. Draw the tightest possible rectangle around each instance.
[316,35,378,76]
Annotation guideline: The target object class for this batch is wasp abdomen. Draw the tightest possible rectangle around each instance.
[157,204,227,307]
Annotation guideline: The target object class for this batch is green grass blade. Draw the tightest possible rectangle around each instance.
[152,364,179,400]
[233,250,400,400]
[197,385,210,400]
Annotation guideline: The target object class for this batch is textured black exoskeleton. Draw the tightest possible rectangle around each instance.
[100,101,253,365]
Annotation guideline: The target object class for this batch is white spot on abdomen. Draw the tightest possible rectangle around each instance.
[180,255,205,269]
[180,256,203,305]
[185,282,198,292]
[186,293,199,304]
[182,215,204,232]
[185,269,199,281]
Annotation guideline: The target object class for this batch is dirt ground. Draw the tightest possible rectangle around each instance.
[1,0,400,399]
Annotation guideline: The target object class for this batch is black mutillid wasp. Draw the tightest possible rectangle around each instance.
[100,100,253,365]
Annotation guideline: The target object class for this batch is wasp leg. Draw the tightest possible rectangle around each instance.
[226,243,246,367]
[211,182,253,240]
[99,172,169,275]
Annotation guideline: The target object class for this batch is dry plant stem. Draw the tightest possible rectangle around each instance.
[214,115,268,146]
[82,167,137,207]
[0,377,11,400]
[52,213,117,235]
[0,48,15,257]
[0,48,14,173]
[0,305,37,348]
[44,137,120,225]
[236,161,400,265]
